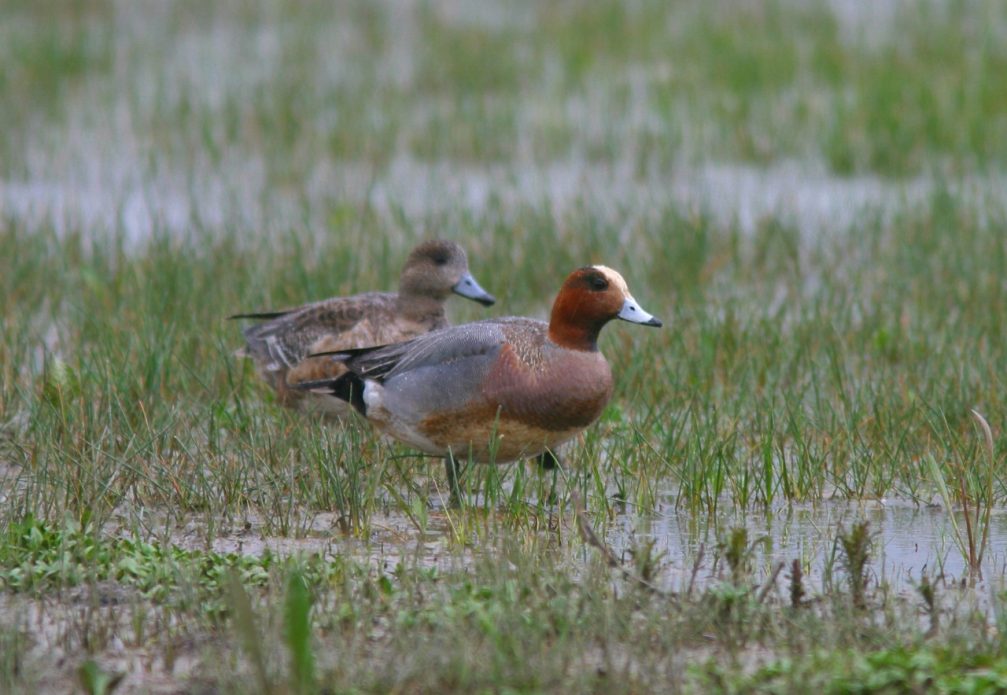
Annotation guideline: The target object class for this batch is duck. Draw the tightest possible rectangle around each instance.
[231,239,496,415]
[298,265,661,496]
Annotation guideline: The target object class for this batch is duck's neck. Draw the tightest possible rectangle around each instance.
[396,293,446,322]
[547,302,606,352]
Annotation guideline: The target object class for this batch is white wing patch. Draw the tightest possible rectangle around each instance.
[265,335,294,370]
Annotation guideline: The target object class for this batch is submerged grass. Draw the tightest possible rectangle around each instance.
[2,515,1006,693]
[2,0,1007,691]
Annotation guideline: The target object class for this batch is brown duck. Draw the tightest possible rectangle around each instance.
[231,240,495,415]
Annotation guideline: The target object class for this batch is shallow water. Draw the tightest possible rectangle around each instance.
[607,495,1007,595]
[0,155,951,248]
[109,489,1007,597]
[163,509,463,575]
[0,440,991,596]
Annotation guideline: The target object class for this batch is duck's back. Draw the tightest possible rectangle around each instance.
[240,291,448,409]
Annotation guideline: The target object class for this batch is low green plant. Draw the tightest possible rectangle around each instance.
[838,521,872,610]
[0,517,346,616]
[284,570,316,695]
[77,659,123,695]
[714,645,1007,694]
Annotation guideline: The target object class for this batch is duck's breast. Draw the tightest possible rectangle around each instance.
[483,341,614,432]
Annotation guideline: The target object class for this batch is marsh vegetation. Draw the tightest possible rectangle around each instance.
[2,0,1007,692]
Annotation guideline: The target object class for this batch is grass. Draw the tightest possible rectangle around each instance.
[3,515,1005,693]
[6,1,1007,177]
[5,190,1003,522]
[2,0,1007,691]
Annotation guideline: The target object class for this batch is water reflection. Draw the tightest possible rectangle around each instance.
[608,496,1007,594]
[151,491,1007,597]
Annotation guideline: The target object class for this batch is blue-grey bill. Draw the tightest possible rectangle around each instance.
[617,297,662,327]
[452,272,496,306]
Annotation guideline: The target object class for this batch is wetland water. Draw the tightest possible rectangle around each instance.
[0,157,941,246]
[153,485,1004,597]
[4,440,994,597]
[613,497,1003,592]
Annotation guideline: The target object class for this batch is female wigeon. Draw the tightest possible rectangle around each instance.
[299,265,661,494]
[231,240,495,414]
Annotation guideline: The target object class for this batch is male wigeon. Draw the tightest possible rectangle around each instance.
[298,265,661,494]
[231,239,495,414]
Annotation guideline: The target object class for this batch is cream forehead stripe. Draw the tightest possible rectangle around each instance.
[590,265,630,296]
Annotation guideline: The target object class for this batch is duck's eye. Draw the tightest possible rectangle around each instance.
[432,253,449,266]
[589,275,609,291]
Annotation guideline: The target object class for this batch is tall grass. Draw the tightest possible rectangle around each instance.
[2,186,1005,527]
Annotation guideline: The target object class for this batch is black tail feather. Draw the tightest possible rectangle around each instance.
[331,372,367,415]
[307,343,391,360]
[228,310,291,321]
[295,373,368,416]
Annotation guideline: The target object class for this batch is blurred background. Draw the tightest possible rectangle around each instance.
[3,0,1004,252]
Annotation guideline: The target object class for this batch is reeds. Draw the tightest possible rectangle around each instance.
[925,409,999,581]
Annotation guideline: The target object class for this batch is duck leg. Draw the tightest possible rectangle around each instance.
[534,449,561,506]
[535,450,560,470]
[445,452,463,507]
